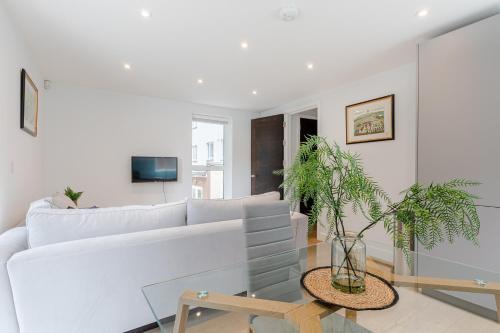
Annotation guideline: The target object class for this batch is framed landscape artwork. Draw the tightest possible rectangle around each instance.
[345,94,394,144]
[20,68,39,137]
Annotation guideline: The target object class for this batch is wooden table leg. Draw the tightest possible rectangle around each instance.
[299,315,323,333]
[173,303,190,333]
[495,294,500,322]
[345,309,357,323]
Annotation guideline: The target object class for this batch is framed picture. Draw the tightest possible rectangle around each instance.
[20,69,39,137]
[345,94,394,144]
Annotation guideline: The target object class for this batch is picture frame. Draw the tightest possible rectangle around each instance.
[20,68,39,137]
[345,94,394,144]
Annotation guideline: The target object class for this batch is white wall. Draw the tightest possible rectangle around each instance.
[261,63,417,252]
[43,83,255,208]
[0,3,45,232]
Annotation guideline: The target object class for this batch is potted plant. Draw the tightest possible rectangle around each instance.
[64,186,84,208]
[278,136,480,294]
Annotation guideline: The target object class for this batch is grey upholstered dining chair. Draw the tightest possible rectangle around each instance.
[241,201,371,333]
[242,200,303,304]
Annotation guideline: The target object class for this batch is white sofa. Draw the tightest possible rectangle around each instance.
[0,193,308,333]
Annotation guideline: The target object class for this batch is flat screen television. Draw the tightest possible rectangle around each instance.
[131,156,178,183]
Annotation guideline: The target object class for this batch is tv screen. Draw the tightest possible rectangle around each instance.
[131,156,178,182]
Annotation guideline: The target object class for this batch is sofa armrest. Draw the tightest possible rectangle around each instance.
[0,227,28,333]
[7,220,246,333]
[290,212,308,249]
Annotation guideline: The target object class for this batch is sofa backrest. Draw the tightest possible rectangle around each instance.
[187,191,280,225]
[25,191,281,248]
[26,199,187,248]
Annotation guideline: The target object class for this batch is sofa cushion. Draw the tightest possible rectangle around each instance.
[0,227,28,333]
[26,200,187,248]
[241,191,281,205]
[187,192,280,225]
[187,199,241,226]
[28,197,52,210]
[7,220,246,333]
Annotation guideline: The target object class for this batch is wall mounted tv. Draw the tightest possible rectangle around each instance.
[131,156,178,183]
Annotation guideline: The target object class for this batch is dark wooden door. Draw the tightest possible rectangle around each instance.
[251,114,284,198]
[299,118,318,214]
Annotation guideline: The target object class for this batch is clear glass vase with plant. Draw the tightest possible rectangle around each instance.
[277,136,480,293]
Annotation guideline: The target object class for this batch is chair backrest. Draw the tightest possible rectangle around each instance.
[242,201,302,303]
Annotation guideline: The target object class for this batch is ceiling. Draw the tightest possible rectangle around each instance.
[4,0,500,111]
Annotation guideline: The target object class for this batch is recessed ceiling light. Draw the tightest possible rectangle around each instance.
[141,9,152,18]
[306,62,315,70]
[252,90,258,95]
[123,63,131,70]
[197,78,204,84]
[417,9,429,17]
[240,41,249,49]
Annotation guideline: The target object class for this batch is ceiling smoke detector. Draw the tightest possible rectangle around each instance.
[279,5,299,22]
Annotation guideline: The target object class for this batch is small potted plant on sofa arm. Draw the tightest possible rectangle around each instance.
[64,187,84,208]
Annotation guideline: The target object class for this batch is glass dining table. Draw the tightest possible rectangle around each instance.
[142,240,500,333]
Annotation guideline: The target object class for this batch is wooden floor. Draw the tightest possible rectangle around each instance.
[308,227,321,245]
[146,233,500,333]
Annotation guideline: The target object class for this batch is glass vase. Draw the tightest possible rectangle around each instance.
[331,232,366,294]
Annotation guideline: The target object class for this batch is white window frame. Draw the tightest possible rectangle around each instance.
[192,186,203,199]
[192,145,198,162]
[206,142,214,161]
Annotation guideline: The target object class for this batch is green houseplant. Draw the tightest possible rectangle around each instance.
[278,136,480,293]
[64,186,84,207]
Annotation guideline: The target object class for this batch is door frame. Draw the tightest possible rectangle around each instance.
[282,102,321,171]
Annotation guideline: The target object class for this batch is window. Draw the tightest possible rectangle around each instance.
[192,145,198,162]
[192,186,203,199]
[207,142,214,161]
[192,118,225,199]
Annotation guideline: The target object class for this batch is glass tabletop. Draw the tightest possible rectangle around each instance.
[142,240,500,333]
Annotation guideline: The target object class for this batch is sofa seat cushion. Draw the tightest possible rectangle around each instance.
[26,200,187,248]
[187,192,281,225]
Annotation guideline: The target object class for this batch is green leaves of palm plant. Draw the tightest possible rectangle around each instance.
[64,186,83,206]
[392,180,480,259]
[277,136,481,260]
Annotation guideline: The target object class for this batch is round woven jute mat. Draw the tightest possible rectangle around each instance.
[301,266,399,311]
